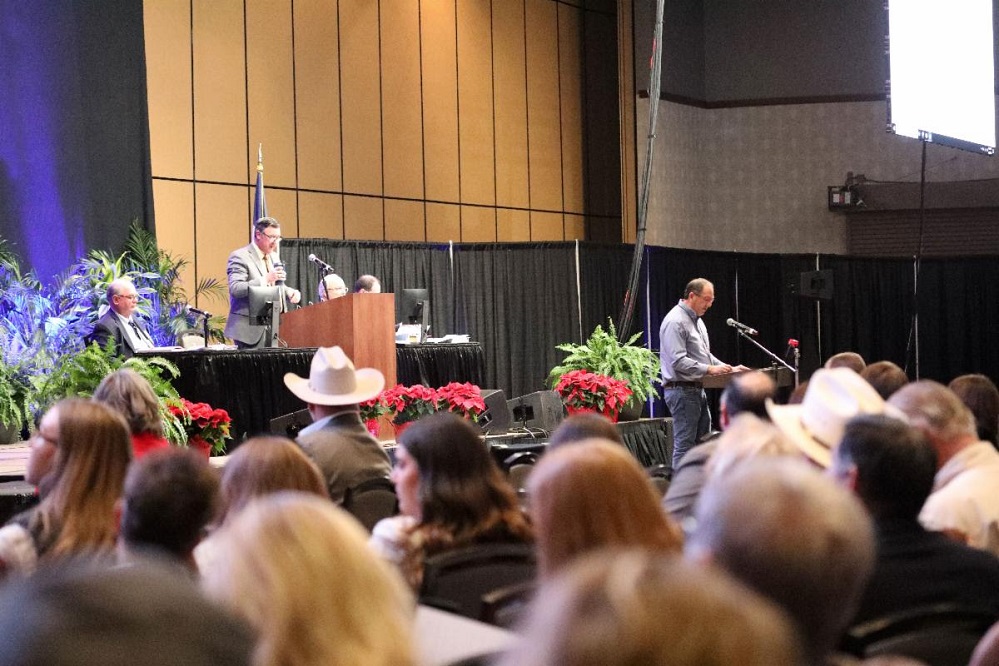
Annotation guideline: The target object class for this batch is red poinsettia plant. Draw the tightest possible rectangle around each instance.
[359,394,390,422]
[554,369,633,419]
[436,382,487,422]
[380,384,440,425]
[167,398,232,455]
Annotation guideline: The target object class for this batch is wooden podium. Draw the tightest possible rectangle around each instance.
[280,294,397,387]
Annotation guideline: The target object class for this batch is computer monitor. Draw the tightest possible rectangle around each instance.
[248,285,282,346]
[399,288,430,326]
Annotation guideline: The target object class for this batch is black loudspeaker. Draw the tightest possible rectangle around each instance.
[269,408,312,438]
[478,389,512,434]
[507,390,564,432]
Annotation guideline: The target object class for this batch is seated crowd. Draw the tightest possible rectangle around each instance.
[1,346,999,666]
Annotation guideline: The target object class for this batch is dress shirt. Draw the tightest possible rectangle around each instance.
[659,300,720,382]
[920,440,999,556]
[114,312,153,351]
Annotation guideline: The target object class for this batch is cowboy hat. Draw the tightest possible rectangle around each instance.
[766,367,904,468]
[283,346,384,406]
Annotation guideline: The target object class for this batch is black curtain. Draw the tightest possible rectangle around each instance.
[453,243,579,399]
[0,0,153,280]
[578,243,638,341]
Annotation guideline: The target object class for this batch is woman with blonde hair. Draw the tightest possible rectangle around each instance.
[92,368,169,459]
[201,492,415,666]
[194,436,327,572]
[0,399,131,577]
[527,438,683,579]
[370,412,532,588]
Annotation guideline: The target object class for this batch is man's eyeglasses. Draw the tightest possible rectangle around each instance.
[115,294,139,301]
[261,233,282,241]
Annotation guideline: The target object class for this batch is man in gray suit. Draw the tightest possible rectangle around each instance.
[283,346,391,504]
[224,217,301,349]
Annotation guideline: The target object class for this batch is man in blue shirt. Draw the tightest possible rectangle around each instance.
[660,278,746,469]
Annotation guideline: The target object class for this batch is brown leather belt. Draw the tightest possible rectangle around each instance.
[663,381,703,389]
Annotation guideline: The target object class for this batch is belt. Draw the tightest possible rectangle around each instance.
[664,381,703,389]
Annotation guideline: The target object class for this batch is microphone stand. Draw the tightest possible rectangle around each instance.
[735,328,795,382]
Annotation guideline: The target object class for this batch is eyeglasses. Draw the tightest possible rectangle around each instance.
[115,294,139,301]
[261,233,282,241]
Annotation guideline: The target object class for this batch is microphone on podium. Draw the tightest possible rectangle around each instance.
[726,318,759,336]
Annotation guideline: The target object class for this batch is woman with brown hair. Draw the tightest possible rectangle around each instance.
[0,399,132,578]
[194,436,327,573]
[92,368,170,459]
[370,412,532,588]
[527,438,683,580]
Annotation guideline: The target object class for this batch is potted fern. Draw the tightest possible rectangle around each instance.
[548,319,661,421]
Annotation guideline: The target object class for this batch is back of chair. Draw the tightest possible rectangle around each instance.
[341,477,398,533]
[480,580,535,629]
[843,603,999,666]
[420,543,536,621]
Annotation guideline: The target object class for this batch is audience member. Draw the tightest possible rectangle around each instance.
[370,413,532,589]
[767,367,901,468]
[949,373,999,448]
[970,620,999,666]
[23,405,59,494]
[87,277,155,358]
[704,413,799,481]
[664,370,777,522]
[202,493,414,666]
[688,458,875,665]
[0,559,253,666]
[889,380,999,555]
[0,400,131,578]
[830,414,999,627]
[317,273,347,302]
[353,274,381,293]
[527,439,682,580]
[825,351,867,374]
[497,550,802,666]
[547,412,624,449]
[860,360,909,400]
[283,346,391,503]
[194,436,327,572]
[118,448,219,574]
[93,368,170,459]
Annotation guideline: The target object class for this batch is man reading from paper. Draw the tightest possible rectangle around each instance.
[659,277,747,469]
[224,217,301,349]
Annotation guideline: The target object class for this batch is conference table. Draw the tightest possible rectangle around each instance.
[144,343,486,443]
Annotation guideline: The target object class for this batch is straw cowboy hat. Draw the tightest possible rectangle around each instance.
[283,346,384,406]
[766,367,905,468]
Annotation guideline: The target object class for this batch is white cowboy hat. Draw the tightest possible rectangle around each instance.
[283,346,384,406]
[766,367,905,468]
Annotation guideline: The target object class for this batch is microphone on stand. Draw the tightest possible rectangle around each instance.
[307,254,335,274]
[187,306,211,318]
[726,318,759,336]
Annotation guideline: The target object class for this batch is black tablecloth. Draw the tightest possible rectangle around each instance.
[148,343,486,444]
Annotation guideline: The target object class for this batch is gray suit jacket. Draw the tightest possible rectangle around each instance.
[224,243,294,346]
[296,412,392,504]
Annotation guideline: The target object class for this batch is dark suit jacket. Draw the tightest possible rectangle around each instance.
[87,311,151,359]
[851,517,999,626]
[296,411,392,504]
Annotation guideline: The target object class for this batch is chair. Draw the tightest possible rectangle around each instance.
[341,477,398,533]
[480,579,535,628]
[646,463,672,498]
[503,452,539,502]
[842,603,999,666]
[175,328,206,349]
[420,543,537,621]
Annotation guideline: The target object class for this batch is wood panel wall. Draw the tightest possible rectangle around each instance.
[144,0,611,305]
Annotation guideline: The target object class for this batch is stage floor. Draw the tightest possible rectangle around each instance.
[0,442,229,482]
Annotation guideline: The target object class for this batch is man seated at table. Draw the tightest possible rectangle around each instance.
[87,277,155,358]
[353,274,381,294]
[318,273,348,302]
[283,346,392,504]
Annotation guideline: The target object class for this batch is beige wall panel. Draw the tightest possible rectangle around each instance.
[457,0,495,205]
[193,0,247,184]
[247,1,297,188]
[152,179,196,303]
[340,0,382,196]
[144,0,193,180]
[299,191,344,239]
[195,184,249,314]
[492,0,529,209]
[343,195,384,240]
[381,2,424,200]
[461,205,497,242]
[531,211,564,241]
[294,0,341,192]
[496,208,531,242]
[558,5,584,215]
[564,213,585,240]
[421,0,460,203]
[426,203,461,242]
[385,200,426,242]
[248,188,299,239]
[525,0,563,212]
